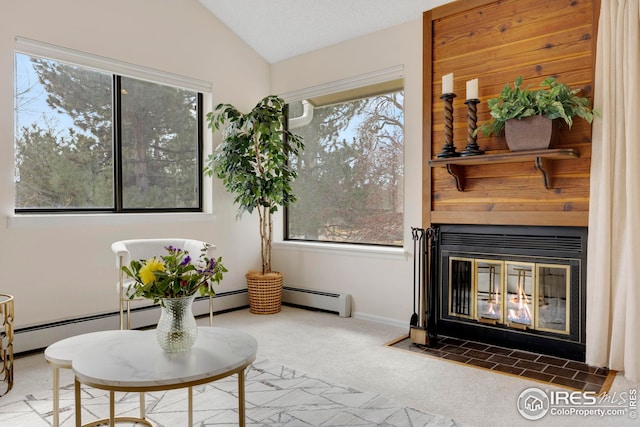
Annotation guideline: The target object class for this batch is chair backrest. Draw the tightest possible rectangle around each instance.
[111,238,216,270]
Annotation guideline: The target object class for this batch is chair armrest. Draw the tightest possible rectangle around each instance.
[111,241,130,268]
[111,241,130,257]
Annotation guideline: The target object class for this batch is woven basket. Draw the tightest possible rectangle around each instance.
[246,271,283,315]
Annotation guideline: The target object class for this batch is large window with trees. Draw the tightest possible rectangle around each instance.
[286,82,404,246]
[14,51,202,213]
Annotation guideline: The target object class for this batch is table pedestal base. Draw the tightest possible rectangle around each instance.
[74,380,153,427]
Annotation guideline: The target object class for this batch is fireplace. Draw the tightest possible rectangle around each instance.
[434,224,587,361]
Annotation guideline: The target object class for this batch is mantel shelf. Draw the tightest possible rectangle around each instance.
[428,148,580,191]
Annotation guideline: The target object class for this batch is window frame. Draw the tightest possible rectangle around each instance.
[281,67,405,248]
[13,38,210,215]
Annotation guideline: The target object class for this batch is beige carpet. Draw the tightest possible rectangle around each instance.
[2,306,638,427]
[0,359,455,426]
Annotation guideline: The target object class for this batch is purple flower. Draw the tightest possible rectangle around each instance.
[179,255,191,266]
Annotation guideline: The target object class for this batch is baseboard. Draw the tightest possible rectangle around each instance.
[13,289,249,355]
[14,288,401,355]
[352,311,408,329]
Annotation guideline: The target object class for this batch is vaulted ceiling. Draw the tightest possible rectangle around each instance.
[199,0,455,63]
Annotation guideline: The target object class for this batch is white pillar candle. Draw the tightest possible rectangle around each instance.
[442,73,454,94]
[466,78,479,100]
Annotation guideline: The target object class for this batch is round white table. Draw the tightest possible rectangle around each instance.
[72,327,258,427]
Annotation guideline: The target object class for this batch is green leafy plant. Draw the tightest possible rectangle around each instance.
[205,95,304,274]
[477,76,596,137]
[123,244,227,303]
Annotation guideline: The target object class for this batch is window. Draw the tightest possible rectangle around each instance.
[14,50,203,213]
[286,81,404,246]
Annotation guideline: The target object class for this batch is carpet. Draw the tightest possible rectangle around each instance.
[387,335,616,394]
[0,359,457,427]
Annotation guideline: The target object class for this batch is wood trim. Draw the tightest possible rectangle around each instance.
[430,211,588,227]
[422,10,434,228]
[431,0,497,19]
[592,0,601,93]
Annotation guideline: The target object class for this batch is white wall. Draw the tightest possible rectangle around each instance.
[0,0,269,328]
[1,1,424,334]
[270,20,424,325]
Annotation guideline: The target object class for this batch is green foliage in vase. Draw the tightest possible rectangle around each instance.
[477,76,597,137]
[205,95,304,274]
[123,244,227,303]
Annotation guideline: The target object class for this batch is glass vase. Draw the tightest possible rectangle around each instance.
[156,294,198,352]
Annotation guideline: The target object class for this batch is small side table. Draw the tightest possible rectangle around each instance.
[0,294,14,397]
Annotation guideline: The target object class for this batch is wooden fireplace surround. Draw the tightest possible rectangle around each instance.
[423,0,601,228]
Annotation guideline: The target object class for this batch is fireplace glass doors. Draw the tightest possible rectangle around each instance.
[435,225,587,360]
[447,259,570,335]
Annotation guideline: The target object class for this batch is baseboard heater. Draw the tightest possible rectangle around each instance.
[282,286,351,317]
[13,289,249,355]
[14,286,352,355]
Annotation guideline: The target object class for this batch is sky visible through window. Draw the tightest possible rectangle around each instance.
[14,54,81,143]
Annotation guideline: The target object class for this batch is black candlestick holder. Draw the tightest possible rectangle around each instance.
[461,98,484,156]
[437,93,460,158]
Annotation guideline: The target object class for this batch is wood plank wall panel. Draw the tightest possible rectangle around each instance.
[425,0,598,227]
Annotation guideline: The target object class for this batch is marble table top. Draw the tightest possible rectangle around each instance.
[72,327,258,390]
[45,330,140,368]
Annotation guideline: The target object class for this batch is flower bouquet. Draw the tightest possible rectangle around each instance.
[122,244,228,352]
[122,244,227,304]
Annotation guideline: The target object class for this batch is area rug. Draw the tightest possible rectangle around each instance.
[387,335,616,394]
[0,359,457,427]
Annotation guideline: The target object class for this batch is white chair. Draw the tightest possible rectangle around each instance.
[111,238,216,329]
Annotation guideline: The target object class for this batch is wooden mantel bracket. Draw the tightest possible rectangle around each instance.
[445,164,464,191]
[534,156,553,189]
[428,148,580,191]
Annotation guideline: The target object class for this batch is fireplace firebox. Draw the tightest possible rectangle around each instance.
[434,224,587,361]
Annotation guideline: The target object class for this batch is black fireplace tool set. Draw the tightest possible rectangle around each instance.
[409,226,438,346]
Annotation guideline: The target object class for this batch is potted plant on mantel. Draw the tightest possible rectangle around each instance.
[205,95,304,314]
[477,76,596,151]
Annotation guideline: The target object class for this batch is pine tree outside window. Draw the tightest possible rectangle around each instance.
[286,82,404,247]
[14,51,203,213]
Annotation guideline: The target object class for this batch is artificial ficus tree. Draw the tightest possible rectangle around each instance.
[205,95,304,274]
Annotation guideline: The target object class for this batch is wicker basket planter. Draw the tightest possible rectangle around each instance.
[246,271,283,314]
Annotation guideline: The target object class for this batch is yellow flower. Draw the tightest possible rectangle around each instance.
[139,257,165,284]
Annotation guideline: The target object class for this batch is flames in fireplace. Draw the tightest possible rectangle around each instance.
[506,265,533,328]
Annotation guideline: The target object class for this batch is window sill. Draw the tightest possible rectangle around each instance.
[7,212,215,229]
[273,240,407,258]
